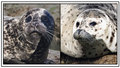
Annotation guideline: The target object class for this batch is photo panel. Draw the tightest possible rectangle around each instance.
[61,3,118,64]
[3,3,60,64]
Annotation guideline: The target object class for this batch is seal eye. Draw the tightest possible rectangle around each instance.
[25,16,32,23]
[41,15,49,22]
[89,22,97,26]
[76,22,80,27]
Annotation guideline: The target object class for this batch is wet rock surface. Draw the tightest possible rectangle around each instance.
[61,53,117,64]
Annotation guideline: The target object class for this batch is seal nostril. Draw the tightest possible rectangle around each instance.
[73,29,82,39]
[33,22,39,26]
[76,29,81,35]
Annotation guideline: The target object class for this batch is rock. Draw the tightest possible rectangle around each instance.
[48,49,60,64]
[61,53,117,64]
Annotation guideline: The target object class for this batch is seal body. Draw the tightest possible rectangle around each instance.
[4,8,54,63]
[61,4,117,58]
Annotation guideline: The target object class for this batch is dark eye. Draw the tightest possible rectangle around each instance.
[25,16,32,23]
[41,15,49,22]
[89,22,97,26]
[76,22,80,27]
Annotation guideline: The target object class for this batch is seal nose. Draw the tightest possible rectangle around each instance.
[33,22,39,26]
[73,29,82,39]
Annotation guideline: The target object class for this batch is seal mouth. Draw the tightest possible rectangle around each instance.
[29,31,42,36]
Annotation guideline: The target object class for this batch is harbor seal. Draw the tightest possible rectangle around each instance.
[61,4,117,58]
[3,8,55,64]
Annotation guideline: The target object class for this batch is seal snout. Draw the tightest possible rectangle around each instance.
[73,29,94,41]
[30,21,47,36]
[32,21,39,27]
[73,29,82,39]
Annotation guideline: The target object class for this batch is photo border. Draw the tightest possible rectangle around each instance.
[1,1,119,67]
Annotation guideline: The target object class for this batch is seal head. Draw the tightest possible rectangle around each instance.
[73,4,116,58]
[20,8,55,63]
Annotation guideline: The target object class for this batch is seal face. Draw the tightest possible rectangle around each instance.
[4,8,54,63]
[73,4,117,58]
